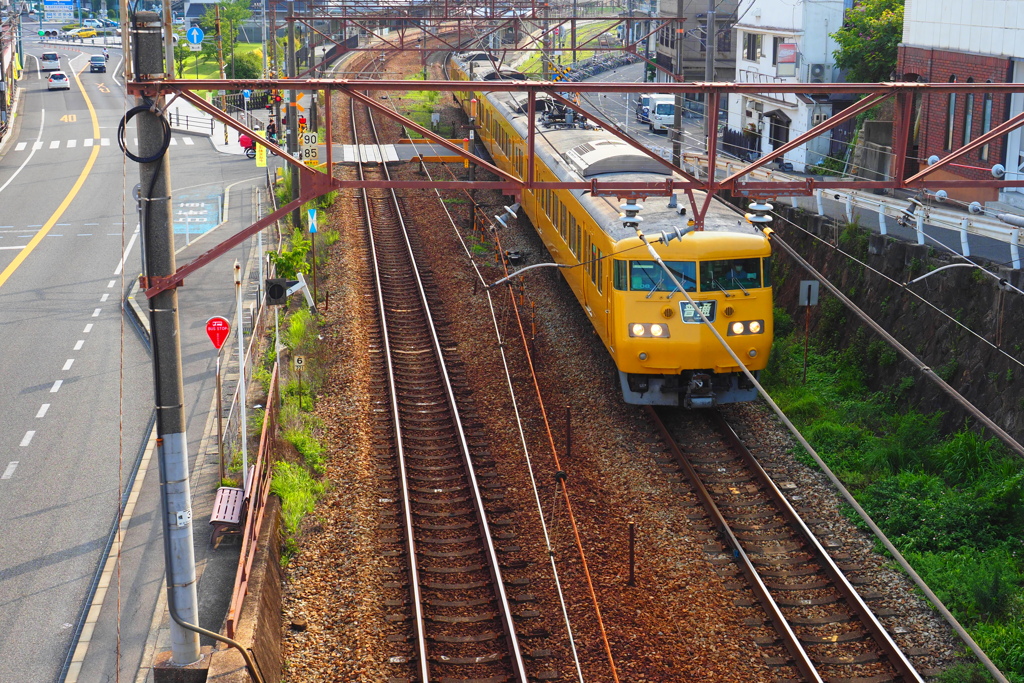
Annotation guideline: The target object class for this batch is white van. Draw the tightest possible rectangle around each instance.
[648,96,676,132]
[40,51,60,71]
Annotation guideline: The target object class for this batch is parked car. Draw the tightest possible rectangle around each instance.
[89,55,106,72]
[47,71,71,90]
[82,18,102,27]
[64,27,97,39]
[40,51,60,70]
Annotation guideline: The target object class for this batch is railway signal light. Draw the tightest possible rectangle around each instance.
[266,278,296,305]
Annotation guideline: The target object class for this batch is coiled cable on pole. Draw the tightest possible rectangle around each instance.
[118,104,171,163]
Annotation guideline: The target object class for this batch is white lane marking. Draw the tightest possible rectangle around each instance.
[92,308,101,317]
[85,139,94,147]
[100,293,109,302]
[0,246,29,250]
[74,340,84,350]
[183,138,194,146]
[50,380,62,393]
[37,404,50,418]
[15,142,26,151]
[1,462,17,479]
[107,280,115,288]
[78,234,92,237]
[67,140,77,148]
[0,111,46,197]
[84,223,99,226]
[20,431,35,447]
[100,138,110,146]
[32,142,43,150]
[84,324,93,333]
[113,226,140,276]
[63,359,74,371]
[169,138,178,145]
[49,141,59,149]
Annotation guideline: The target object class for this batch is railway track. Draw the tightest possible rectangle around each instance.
[342,63,530,683]
[647,406,924,683]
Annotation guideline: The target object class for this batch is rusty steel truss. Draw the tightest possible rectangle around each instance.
[131,76,1024,298]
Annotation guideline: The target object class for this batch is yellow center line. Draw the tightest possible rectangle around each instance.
[0,56,104,290]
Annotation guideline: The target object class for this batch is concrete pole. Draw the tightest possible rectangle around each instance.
[287,0,300,229]
[132,11,200,667]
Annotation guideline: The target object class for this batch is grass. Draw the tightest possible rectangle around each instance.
[270,460,325,561]
[763,297,1024,680]
[175,41,264,82]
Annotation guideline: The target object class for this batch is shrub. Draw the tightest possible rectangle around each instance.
[271,460,325,536]
[932,427,998,485]
[908,549,1023,623]
[284,427,325,474]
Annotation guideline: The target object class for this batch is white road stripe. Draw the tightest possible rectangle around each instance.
[92,308,101,317]
[74,340,84,350]
[0,111,46,197]
[169,138,178,145]
[1,462,17,479]
[0,246,29,250]
[100,138,110,146]
[20,431,35,447]
[84,324,93,333]
[32,141,43,150]
[15,142,27,151]
[183,138,194,145]
[49,140,59,149]
[100,293,109,302]
[50,380,62,392]
[67,140,77,148]
[113,228,140,276]
[63,359,74,370]
[85,139,94,147]
[37,404,50,418]
[107,280,115,288]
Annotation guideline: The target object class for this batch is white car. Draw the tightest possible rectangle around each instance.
[47,71,71,90]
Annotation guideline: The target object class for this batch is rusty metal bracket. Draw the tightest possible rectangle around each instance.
[140,274,183,291]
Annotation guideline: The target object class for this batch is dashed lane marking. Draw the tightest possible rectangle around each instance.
[20,431,35,447]
[62,359,74,371]
[1,462,17,479]
[37,404,50,418]
[50,380,62,393]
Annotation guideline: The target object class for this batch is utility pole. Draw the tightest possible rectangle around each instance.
[215,4,224,79]
[672,12,683,167]
[132,10,200,668]
[704,0,716,159]
[287,0,300,229]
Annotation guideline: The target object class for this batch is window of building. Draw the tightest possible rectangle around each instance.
[717,22,732,54]
[771,36,785,66]
[981,83,993,161]
[963,78,975,147]
[945,75,957,151]
[743,32,762,62]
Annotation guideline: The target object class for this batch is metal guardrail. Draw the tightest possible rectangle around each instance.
[225,363,278,639]
[166,110,216,135]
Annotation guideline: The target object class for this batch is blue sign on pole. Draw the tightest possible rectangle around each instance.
[186,27,205,44]
[242,89,251,100]
[308,208,317,233]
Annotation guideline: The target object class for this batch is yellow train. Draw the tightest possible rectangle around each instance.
[449,53,774,407]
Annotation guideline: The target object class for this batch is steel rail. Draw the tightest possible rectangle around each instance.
[708,411,924,682]
[644,406,823,682]
[355,70,527,681]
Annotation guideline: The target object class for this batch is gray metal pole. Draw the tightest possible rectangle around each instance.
[287,0,300,228]
[132,11,200,667]
[703,0,716,157]
[672,14,683,167]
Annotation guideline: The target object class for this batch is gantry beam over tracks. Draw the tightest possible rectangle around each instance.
[133,78,1024,296]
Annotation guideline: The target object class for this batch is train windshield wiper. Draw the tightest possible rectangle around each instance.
[663,266,693,299]
[645,272,666,299]
[730,275,750,296]
[711,277,735,298]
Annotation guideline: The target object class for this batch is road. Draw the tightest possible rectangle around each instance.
[0,40,265,682]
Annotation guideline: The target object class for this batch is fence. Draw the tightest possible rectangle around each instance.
[166,110,216,135]
[225,363,279,639]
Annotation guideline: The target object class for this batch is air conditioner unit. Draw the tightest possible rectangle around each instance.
[809,63,830,83]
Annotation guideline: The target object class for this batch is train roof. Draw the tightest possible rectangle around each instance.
[461,78,762,246]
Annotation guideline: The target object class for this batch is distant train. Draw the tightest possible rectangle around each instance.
[448,53,774,407]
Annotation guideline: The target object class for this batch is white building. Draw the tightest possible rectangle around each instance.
[725,0,845,171]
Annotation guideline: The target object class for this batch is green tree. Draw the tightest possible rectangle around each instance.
[831,0,904,83]
[173,38,191,78]
[200,0,252,79]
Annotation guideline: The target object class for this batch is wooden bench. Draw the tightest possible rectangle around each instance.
[210,467,255,548]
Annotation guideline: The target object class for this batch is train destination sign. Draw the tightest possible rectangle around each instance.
[681,300,716,324]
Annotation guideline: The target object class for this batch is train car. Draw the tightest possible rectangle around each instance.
[449,54,774,407]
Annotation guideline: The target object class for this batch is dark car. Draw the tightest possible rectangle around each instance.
[89,55,106,72]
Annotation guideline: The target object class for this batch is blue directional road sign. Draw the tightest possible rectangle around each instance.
[186,27,205,44]
[242,89,251,100]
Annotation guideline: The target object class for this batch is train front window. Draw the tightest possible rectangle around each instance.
[616,260,696,292]
[699,258,762,292]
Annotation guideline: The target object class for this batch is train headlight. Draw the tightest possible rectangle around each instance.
[628,323,671,338]
[727,320,765,336]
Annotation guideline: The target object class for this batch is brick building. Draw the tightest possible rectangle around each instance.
[897,0,1024,204]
